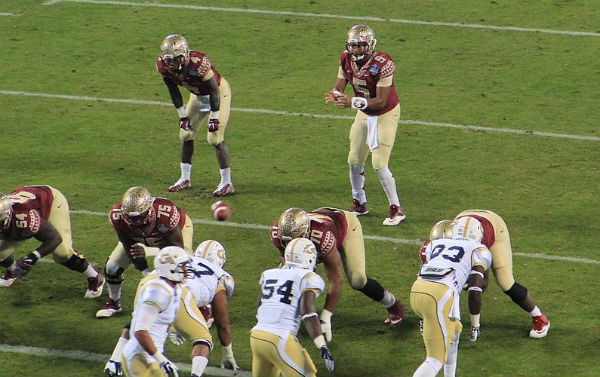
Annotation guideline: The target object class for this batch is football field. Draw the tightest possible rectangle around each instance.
[0,1,599,376]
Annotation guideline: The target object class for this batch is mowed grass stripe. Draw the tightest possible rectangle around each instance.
[0,344,251,377]
[69,210,600,265]
[2,90,598,142]
[43,0,600,38]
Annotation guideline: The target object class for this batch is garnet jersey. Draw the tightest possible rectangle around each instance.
[156,50,222,96]
[2,186,54,240]
[109,197,186,246]
[338,50,399,116]
[270,208,349,261]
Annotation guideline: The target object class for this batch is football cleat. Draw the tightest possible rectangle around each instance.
[85,273,105,299]
[0,269,19,287]
[383,205,406,226]
[168,179,191,192]
[529,314,550,338]
[348,199,368,215]
[96,298,123,319]
[212,183,234,197]
[384,300,406,326]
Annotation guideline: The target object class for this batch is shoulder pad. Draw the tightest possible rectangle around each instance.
[140,280,172,311]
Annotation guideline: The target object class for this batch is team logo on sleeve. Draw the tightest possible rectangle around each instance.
[369,65,380,75]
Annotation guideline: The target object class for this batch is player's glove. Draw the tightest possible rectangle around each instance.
[14,251,40,276]
[154,352,179,377]
[320,310,332,342]
[467,326,480,342]
[179,117,192,131]
[208,118,219,132]
[220,344,239,370]
[104,360,123,377]
[168,329,186,346]
[320,346,335,372]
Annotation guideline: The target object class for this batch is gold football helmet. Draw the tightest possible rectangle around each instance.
[160,34,190,74]
[121,186,153,228]
[0,196,12,231]
[277,208,310,241]
[429,220,453,240]
[346,25,377,61]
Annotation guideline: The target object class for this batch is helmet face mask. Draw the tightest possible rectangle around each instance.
[452,217,484,243]
[277,208,310,242]
[154,246,191,282]
[160,34,190,74]
[121,187,153,228]
[0,196,12,231]
[346,25,377,62]
[194,240,226,268]
[284,238,317,271]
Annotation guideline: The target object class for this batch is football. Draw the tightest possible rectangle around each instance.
[211,200,232,221]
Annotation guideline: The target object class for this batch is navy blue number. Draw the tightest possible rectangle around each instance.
[261,279,294,304]
[193,262,215,277]
[429,245,465,263]
[430,244,445,259]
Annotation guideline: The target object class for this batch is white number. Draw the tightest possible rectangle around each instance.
[158,204,172,218]
[7,191,36,204]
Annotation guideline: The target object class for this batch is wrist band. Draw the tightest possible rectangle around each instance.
[351,97,368,110]
[313,334,326,349]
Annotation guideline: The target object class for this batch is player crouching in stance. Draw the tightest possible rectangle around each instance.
[251,238,335,377]
[411,219,492,377]
[0,186,104,297]
[116,247,212,377]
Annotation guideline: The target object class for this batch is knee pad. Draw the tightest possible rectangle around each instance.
[105,259,125,284]
[504,282,528,304]
[358,278,385,301]
[62,252,89,273]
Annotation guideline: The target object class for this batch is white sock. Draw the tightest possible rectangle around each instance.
[413,357,442,377]
[107,283,121,301]
[443,333,460,377]
[82,265,98,279]
[471,313,480,328]
[380,291,396,308]
[376,167,400,206]
[220,167,231,185]
[349,164,366,203]
[110,337,128,362]
[191,356,209,376]
[180,163,192,181]
[530,306,542,317]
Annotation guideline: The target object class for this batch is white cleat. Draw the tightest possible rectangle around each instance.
[383,205,406,226]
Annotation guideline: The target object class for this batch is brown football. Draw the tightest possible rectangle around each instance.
[211,200,232,221]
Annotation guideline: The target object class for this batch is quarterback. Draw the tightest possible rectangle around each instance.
[96,186,193,319]
[0,186,104,297]
[325,25,405,226]
[157,34,234,197]
[251,238,335,377]
[411,218,492,377]
[271,207,406,341]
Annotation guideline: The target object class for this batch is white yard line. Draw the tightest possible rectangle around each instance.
[43,0,600,37]
[0,12,17,16]
[69,210,600,265]
[0,344,251,377]
[2,90,598,142]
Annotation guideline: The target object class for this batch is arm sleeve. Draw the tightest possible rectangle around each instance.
[133,302,161,332]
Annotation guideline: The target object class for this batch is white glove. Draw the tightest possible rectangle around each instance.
[104,360,123,377]
[320,310,333,342]
[168,329,186,346]
[220,344,239,370]
[320,346,335,372]
[467,326,480,342]
[153,352,179,377]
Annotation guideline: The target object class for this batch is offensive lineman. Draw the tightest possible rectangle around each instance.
[411,218,492,377]
[251,238,335,377]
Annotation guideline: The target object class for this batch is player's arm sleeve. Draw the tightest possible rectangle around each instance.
[163,76,184,108]
[376,74,393,87]
[472,247,492,270]
[300,272,325,298]
[218,274,235,298]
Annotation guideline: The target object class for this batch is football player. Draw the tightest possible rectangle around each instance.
[325,25,405,226]
[411,218,492,377]
[157,34,234,197]
[271,207,406,342]
[251,238,335,377]
[96,186,193,319]
[119,247,213,377]
[0,186,104,297]
[446,210,550,340]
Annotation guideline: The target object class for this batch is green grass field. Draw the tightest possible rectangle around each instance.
[0,1,599,376]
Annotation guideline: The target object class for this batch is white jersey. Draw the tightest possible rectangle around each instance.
[185,256,235,307]
[419,238,492,319]
[252,266,325,339]
[123,274,182,361]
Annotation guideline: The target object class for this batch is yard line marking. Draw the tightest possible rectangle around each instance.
[0,344,251,377]
[44,0,600,38]
[0,12,17,16]
[70,210,600,265]
[2,90,599,142]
